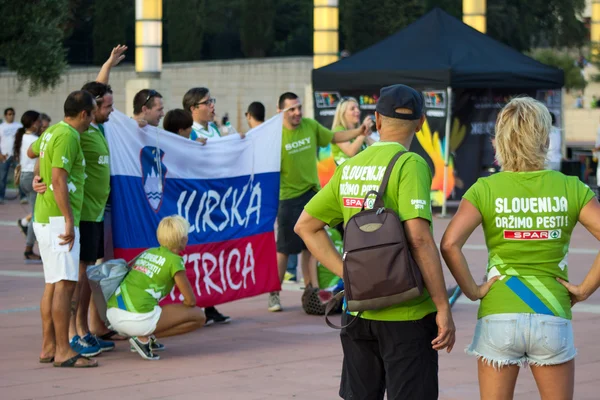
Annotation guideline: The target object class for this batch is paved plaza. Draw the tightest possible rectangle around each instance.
[1,193,599,400]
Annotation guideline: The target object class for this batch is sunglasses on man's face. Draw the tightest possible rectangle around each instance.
[143,90,158,107]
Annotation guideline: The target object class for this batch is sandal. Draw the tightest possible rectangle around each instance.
[99,330,127,341]
[53,354,98,368]
[24,251,42,264]
[39,356,55,363]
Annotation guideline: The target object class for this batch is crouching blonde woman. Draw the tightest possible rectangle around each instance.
[441,97,600,400]
[106,215,205,360]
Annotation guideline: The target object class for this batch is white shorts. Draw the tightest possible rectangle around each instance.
[106,306,162,337]
[467,313,576,368]
[34,222,80,284]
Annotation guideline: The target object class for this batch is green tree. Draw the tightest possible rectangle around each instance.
[92,1,134,64]
[200,0,244,59]
[240,0,275,57]
[272,0,312,56]
[164,0,206,62]
[530,49,587,91]
[487,0,587,52]
[340,0,424,54]
[424,0,461,18]
[339,0,586,55]
[0,0,70,94]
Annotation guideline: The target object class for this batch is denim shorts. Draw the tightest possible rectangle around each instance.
[466,313,576,368]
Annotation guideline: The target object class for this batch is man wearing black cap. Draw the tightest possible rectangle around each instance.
[294,84,455,399]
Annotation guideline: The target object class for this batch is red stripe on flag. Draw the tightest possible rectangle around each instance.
[115,231,281,308]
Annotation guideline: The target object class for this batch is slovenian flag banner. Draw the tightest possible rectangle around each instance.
[105,110,282,307]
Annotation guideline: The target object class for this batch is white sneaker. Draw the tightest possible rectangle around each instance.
[268,292,282,312]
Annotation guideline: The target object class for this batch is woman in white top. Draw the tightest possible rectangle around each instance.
[12,110,41,262]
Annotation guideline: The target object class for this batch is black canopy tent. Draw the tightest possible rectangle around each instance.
[312,8,564,214]
[313,8,564,91]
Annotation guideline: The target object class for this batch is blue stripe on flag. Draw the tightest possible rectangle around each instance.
[110,172,279,249]
[505,277,554,315]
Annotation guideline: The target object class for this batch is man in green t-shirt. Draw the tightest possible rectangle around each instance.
[28,90,97,368]
[32,46,128,355]
[67,80,115,354]
[268,92,370,312]
[294,85,455,399]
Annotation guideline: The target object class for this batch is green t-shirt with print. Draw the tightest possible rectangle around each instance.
[80,124,110,222]
[107,246,186,314]
[463,171,595,320]
[330,125,367,166]
[280,118,334,200]
[318,226,343,289]
[31,121,86,226]
[305,141,437,322]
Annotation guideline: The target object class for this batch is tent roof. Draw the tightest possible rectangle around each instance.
[312,8,564,91]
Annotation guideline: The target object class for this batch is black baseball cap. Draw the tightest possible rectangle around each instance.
[376,84,424,120]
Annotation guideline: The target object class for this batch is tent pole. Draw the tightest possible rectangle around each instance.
[441,86,453,218]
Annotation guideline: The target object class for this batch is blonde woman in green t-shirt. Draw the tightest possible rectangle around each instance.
[441,97,600,400]
[106,216,205,360]
[330,97,374,166]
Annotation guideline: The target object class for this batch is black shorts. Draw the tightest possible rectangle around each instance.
[79,221,104,263]
[276,189,316,255]
[339,312,439,400]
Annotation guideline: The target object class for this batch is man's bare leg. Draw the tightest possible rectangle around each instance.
[76,263,92,337]
[40,283,56,360]
[88,295,127,339]
[67,263,86,339]
[52,280,97,366]
[276,252,288,283]
[300,249,318,288]
[88,257,120,338]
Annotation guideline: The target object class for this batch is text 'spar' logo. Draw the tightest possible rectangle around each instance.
[140,146,167,212]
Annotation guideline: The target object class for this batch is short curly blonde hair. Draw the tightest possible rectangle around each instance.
[157,215,189,251]
[495,97,551,172]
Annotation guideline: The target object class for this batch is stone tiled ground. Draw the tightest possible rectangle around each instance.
[1,195,599,400]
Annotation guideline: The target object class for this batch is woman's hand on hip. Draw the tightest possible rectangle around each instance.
[474,276,500,300]
[557,278,589,306]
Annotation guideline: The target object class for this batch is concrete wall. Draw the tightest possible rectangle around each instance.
[0,56,313,132]
[2,55,598,146]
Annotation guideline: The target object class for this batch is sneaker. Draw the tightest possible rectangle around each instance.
[130,335,165,352]
[268,292,282,312]
[283,272,297,282]
[150,335,165,351]
[129,337,160,360]
[83,332,115,352]
[17,219,27,236]
[20,198,28,205]
[205,307,231,326]
[70,335,102,357]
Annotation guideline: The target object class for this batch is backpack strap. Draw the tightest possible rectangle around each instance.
[324,291,363,329]
[371,151,407,209]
